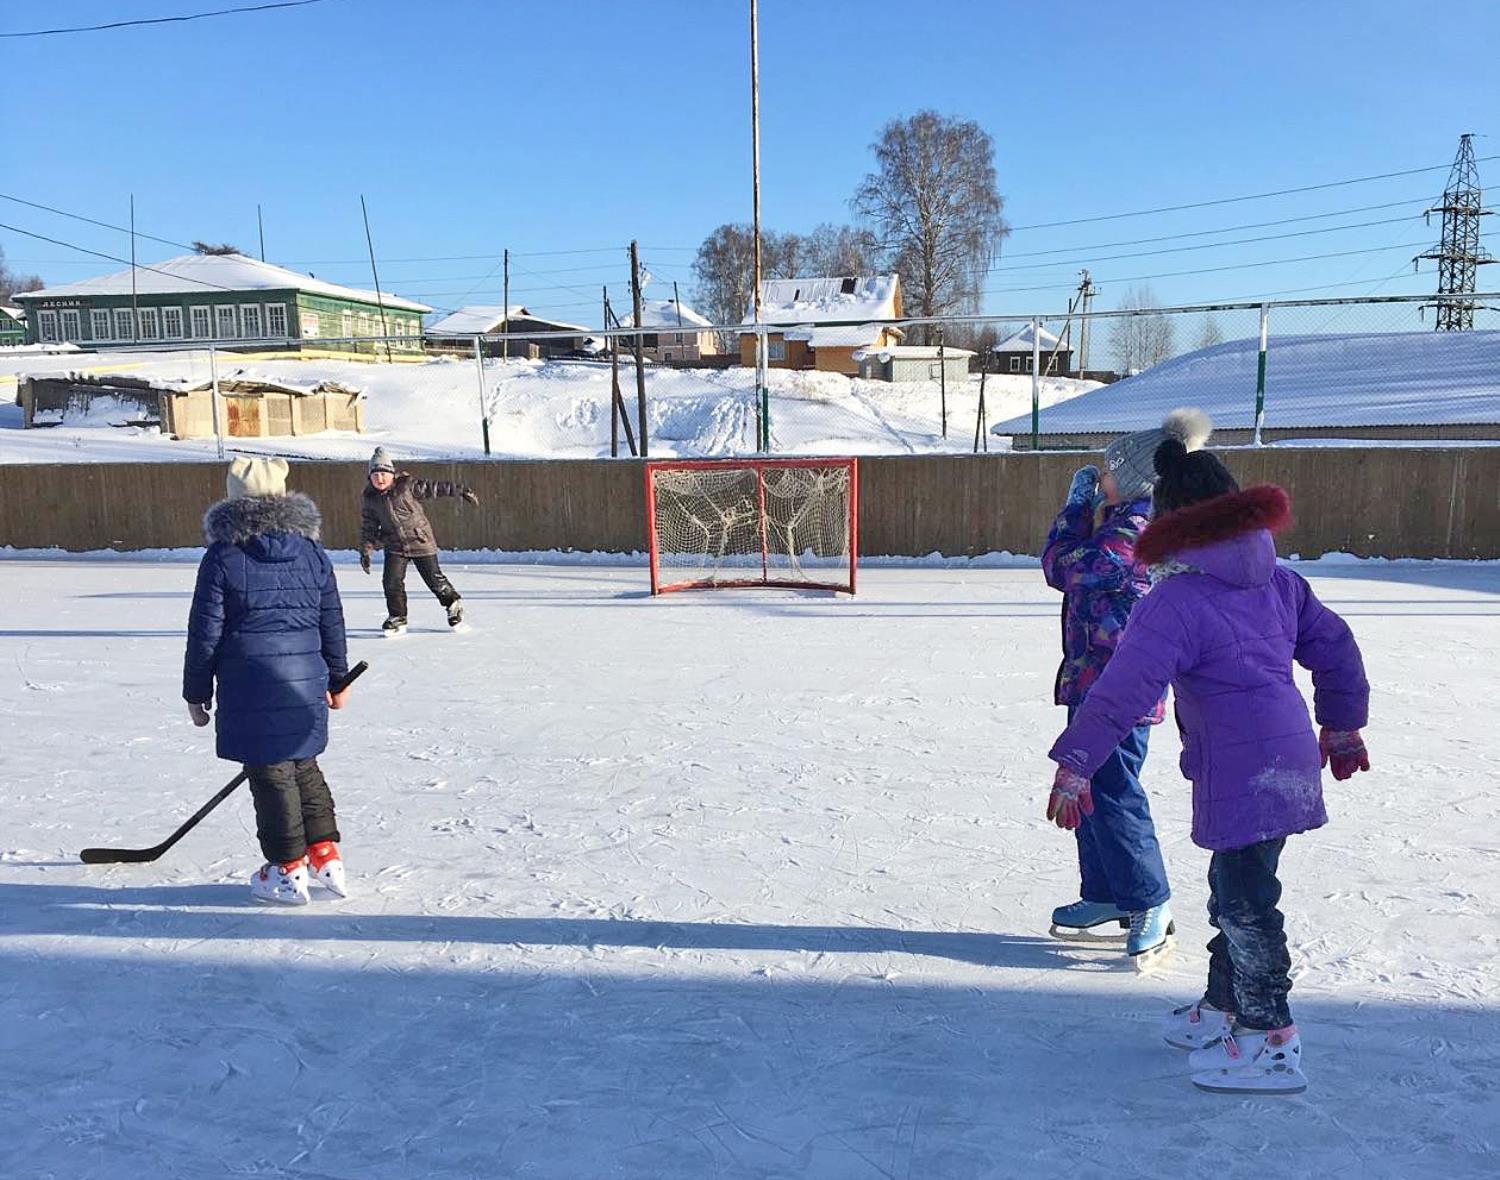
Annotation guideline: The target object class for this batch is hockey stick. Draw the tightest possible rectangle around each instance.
[79,661,368,865]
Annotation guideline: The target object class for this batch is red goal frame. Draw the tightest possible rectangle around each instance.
[645,457,859,595]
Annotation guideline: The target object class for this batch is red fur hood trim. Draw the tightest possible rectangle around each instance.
[1137,485,1292,565]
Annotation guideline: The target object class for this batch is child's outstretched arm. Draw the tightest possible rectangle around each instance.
[410,479,479,505]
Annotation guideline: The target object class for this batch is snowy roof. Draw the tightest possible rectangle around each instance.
[425,305,592,337]
[854,345,975,362]
[991,330,1500,433]
[1,305,25,322]
[613,298,712,330]
[993,324,1065,352]
[15,253,431,313]
[746,275,900,327]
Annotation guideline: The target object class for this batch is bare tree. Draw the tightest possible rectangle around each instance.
[801,223,879,277]
[691,225,815,351]
[191,241,243,256]
[852,110,1008,341]
[1196,312,1225,350]
[1109,285,1176,374]
[0,246,43,302]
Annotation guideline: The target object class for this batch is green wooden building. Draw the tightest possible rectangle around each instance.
[0,305,26,346]
[14,253,430,354]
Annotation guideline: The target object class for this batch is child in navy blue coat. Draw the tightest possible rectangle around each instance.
[184,457,354,905]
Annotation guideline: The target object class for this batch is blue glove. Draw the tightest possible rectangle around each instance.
[1065,465,1100,509]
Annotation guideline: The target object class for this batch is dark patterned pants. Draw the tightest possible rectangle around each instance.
[246,758,340,864]
[1204,837,1293,1030]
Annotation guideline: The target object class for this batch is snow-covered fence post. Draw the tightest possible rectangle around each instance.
[1030,316,1042,450]
[1253,302,1270,447]
[208,345,225,461]
[472,335,491,455]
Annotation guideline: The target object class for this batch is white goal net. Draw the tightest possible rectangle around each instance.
[646,458,858,594]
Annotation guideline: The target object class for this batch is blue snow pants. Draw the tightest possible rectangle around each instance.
[1069,709,1170,913]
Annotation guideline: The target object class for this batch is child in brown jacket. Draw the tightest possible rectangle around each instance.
[359,447,479,635]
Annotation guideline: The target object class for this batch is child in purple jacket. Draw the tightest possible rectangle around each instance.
[1046,441,1370,1095]
[1041,408,1211,964]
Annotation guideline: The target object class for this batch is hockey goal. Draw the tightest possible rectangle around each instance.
[645,457,858,595]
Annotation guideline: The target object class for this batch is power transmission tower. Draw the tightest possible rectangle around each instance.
[1415,134,1495,330]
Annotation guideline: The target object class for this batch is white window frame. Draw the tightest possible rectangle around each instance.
[162,306,184,340]
[264,302,288,338]
[215,305,239,339]
[768,338,787,361]
[300,311,320,339]
[341,309,354,339]
[1008,354,1021,373]
[38,309,60,342]
[137,307,160,341]
[240,303,263,340]
[91,309,113,341]
[114,308,136,341]
[59,309,82,341]
[190,305,212,339]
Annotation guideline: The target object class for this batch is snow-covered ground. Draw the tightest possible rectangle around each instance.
[0,349,1097,464]
[1,556,1497,1178]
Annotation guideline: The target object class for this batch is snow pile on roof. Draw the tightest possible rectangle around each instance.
[992,330,1500,433]
[993,324,1064,353]
[613,299,712,330]
[426,306,528,336]
[16,253,431,314]
[854,345,975,362]
[745,276,901,348]
[1,306,25,322]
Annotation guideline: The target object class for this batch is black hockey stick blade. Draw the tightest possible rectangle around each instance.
[80,771,250,865]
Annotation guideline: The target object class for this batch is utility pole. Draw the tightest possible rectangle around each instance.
[750,0,767,451]
[502,248,510,361]
[630,240,649,456]
[257,204,266,261]
[359,195,393,362]
[129,194,139,344]
[1075,269,1096,373]
[1416,133,1495,330]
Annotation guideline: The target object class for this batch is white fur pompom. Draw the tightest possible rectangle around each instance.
[1162,406,1212,452]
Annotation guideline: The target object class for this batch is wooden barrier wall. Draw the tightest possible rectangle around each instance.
[0,448,1496,559]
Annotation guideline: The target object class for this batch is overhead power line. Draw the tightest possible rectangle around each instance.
[0,0,330,38]
[0,221,241,291]
[1006,156,1500,232]
[0,192,193,252]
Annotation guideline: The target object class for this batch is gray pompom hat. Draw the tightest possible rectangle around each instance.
[1102,408,1212,502]
[368,446,396,475]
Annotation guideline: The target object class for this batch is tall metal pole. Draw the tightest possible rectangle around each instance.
[502,248,510,363]
[630,240,649,457]
[750,0,767,451]
[1253,302,1270,447]
[937,325,947,439]
[129,194,139,344]
[257,204,266,261]
[1029,316,1041,451]
[473,335,491,455]
[359,195,393,363]
[606,287,618,457]
[208,345,225,461]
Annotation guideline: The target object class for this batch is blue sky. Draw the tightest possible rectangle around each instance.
[4,0,1498,327]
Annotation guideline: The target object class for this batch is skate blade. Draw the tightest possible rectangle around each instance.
[1131,936,1176,973]
[1192,1071,1307,1096]
[1049,922,1128,943]
[251,895,309,907]
[448,622,471,634]
[382,629,407,639]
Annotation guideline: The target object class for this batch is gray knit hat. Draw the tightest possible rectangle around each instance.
[1103,408,1212,502]
[368,446,396,475]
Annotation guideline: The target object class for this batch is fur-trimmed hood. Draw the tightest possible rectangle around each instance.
[203,492,323,548]
[1137,485,1291,588]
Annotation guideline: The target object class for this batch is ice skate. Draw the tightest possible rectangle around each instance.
[307,840,348,898]
[1163,999,1235,1050]
[446,600,467,631]
[250,858,310,906]
[382,616,407,637]
[1127,903,1175,970]
[1049,899,1129,942]
[1191,1026,1306,1095]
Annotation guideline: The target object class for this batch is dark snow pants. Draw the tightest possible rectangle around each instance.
[1204,837,1293,1031]
[1070,710,1171,913]
[382,552,459,620]
[246,758,340,864]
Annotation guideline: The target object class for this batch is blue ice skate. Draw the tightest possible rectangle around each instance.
[1127,903,1175,970]
[1049,899,1129,942]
